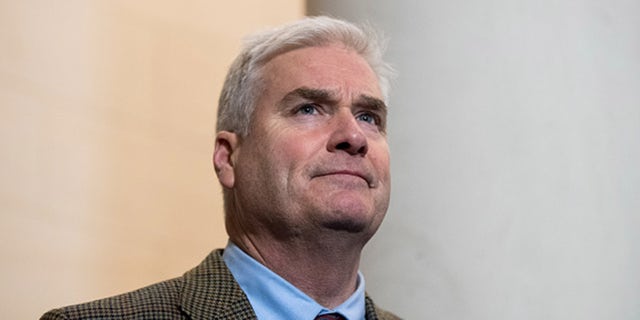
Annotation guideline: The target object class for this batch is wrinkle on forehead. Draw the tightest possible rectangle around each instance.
[281,87,387,114]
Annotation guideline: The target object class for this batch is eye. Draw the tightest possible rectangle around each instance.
[296,103,319,115]
[356,112,379,125]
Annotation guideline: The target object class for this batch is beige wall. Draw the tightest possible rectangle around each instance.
[0,1,303,318]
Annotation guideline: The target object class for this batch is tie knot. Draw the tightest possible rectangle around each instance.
[315,313,346,320]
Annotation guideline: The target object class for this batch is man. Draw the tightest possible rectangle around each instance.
[42,16,399,320]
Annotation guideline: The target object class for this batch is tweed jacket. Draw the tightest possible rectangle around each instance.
[41,249,400,320]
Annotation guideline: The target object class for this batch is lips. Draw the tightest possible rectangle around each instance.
[312,168,376,188]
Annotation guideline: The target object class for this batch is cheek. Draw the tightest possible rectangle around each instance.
[371,143,391,181]
[275,130,325,161]
[254,133,316,186]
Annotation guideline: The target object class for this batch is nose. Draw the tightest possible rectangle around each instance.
[327,111,368,156]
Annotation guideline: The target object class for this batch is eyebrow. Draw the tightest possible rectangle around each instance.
[280,87,337,106]
[280,87,387,115]
[354,94,388,117]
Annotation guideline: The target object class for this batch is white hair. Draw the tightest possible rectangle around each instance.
[216,16,394,136]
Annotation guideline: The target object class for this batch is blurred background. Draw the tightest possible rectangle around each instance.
[2,1,640,319]
[1,1,303,318]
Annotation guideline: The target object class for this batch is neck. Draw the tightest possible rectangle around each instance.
[231,232,364,308]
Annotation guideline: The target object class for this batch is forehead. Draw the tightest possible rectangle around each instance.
[259,44,382,100]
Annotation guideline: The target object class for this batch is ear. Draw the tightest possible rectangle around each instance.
[213,131,239,189]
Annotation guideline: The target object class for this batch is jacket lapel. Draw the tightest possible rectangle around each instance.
[178,249,389,320]
[179,249,257,320]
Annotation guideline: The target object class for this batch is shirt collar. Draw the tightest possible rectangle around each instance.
[223,241,366,320]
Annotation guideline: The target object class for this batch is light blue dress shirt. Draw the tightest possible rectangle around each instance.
[223,241,366,320]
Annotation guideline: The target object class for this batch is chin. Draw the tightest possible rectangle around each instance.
[323,218,368,233]
[321,206,374,234]
[314,195,381,233]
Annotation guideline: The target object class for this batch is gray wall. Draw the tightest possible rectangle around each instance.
[308,1,640,319]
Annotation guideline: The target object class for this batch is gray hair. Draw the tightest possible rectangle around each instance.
[216,16,394,136]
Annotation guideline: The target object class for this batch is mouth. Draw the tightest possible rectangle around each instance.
[314,170,376,188]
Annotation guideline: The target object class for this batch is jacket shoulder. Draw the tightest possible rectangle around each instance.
[365,295,402,320]
[374,306,402,320]
[40,249,240,320]
[40,276,186,320]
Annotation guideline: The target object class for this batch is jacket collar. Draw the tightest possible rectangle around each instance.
[179,249,257,320]
[178,249,384,320]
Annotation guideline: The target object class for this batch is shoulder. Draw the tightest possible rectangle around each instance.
[41,249,235,320]
[373,306,402,320]
[40,276,186,320]
[365,295,402,320]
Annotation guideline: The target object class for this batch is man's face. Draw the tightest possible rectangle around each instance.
[220,44,390,240]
